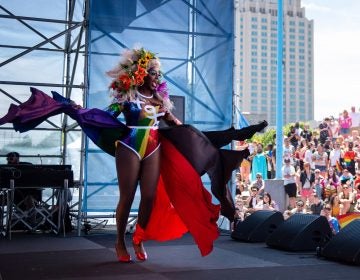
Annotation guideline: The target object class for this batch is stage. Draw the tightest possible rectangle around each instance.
[0,227,359,280]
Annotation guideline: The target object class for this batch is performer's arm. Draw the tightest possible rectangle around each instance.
[105,103,124,118]
[163,110,182,126]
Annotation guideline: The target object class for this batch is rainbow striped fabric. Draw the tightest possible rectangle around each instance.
[337,212,360,228]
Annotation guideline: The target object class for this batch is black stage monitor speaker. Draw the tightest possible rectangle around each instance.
[231,210,284,242]
[320,219,360,265]
[266,214,332,251]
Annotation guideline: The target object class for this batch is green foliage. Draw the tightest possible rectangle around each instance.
[250,122,309,147]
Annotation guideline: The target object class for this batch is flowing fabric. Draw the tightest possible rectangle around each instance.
[0,87,267,256]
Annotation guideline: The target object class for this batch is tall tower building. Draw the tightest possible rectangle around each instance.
[237,0,314,125]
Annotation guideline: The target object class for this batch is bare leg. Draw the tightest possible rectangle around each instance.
[115,144,140,257]
[138,148,161,228]
[133,148,161,257]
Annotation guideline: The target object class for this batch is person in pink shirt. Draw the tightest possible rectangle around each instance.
[339,110,352,138]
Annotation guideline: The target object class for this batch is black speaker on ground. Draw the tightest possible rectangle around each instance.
[320,219,360,265]
[266,214,332,251]
[231,210,284,242]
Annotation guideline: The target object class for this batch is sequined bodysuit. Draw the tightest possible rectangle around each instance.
[107,94,165,160]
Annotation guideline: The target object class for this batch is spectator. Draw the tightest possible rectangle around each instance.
[322,167,340,201]
[329,194,341,217]
[300,123,313,143]
[318,117,332,145]
[354,198,360,213]
[291,200,307,214]
[250,173,265,197]
[312,144,328,177]
[338,110,352,138]
[313,169,324,199]
[283,210,293,220]
[299,162,315,204]
[248,143,268,182]
[254,192,279,211]
[232,195,248,229]
[265,143,275,179]
[287,125,300,150]
[339,169,354,185]
[282,158,297,209]
[349,106,360,129]
[245,186,261,214]
[283,136,295,164]
[6,152,41,213]
[329,141,342,174]
[294,122,303,137]
[310,193,323,215]
[234,140,250,184]
[329,116,340,141]
[321,203,340,235]
[339,184,355,215]
[341,141,358,175]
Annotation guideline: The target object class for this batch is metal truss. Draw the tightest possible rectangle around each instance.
[0,0,88,235]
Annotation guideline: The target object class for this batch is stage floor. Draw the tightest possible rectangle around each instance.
[0,228,359,280]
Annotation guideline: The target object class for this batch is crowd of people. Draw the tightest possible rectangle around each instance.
[233,108,360,235]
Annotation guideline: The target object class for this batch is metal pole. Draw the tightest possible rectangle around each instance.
[275,0,284,179]
[77,0,90,236]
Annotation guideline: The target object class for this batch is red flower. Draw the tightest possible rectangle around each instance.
[119,74,132,91]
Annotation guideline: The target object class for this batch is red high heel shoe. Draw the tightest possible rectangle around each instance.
[133,224,148,261]
[115,244,132,263]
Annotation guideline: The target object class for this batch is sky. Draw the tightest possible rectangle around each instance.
[302,0,360,121]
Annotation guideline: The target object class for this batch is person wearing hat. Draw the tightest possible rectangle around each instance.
[339,168,353,185]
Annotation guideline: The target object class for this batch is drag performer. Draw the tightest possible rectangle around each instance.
[0,47,267,262]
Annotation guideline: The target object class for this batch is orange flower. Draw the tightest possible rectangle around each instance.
[119,74,132,91]
[135,65,147,78]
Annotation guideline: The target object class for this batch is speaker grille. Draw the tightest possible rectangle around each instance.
[231,210,284,242]
[321,220,360,264]
[266,214,332,251]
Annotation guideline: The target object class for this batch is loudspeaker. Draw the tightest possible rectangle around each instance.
[266,214,332,251]
[320,219,360,264]
[231,210,284,242]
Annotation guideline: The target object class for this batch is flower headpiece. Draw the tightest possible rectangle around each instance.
[107,47,157,98]
[107,47,173,110]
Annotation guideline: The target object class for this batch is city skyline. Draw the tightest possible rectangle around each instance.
[303,0,360,121]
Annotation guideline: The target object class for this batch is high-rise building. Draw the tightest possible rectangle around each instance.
[236,0,314,125]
